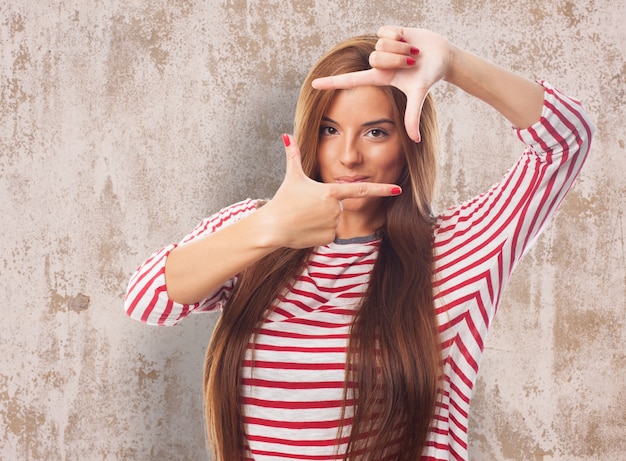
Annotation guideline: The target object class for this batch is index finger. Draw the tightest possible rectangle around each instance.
[330,182,402,200]
[311,69,379,90]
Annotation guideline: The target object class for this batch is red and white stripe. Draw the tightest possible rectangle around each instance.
[124,199,260,325]
[124,81,594,460]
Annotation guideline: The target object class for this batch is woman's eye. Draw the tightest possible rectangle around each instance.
[320,126,337,136]
[367,129,387,138]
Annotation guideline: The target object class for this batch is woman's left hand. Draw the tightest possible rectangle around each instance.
[312,26,454,142]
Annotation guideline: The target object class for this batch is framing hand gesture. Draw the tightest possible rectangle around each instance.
[265,134,401,249]
[312,26,453,142]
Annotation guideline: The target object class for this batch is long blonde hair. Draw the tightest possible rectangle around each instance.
[204,35,441,460]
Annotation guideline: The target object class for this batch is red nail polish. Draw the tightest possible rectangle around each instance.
[399,36,407,43]
[406,57,416,66]
[391,186,402,195]
[282,133,290,147]
[410,47,420,55]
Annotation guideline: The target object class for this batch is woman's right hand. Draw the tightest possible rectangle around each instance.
[164,134,400,304]
[259,134,401,249]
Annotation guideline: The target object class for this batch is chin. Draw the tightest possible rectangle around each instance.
[344,197,384,213]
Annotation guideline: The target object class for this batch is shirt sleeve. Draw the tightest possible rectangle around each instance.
[433,80,595,341]
[427,83,594,453]
[124,198,262,326]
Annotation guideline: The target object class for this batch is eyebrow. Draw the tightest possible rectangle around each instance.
[321,116,396,127]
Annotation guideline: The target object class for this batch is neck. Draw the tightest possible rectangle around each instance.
[335,207,385,240]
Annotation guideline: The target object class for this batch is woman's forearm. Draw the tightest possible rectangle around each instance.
[164,207,280,305]
[444,46,545,129]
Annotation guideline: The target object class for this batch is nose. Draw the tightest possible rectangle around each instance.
[339,136,362,167]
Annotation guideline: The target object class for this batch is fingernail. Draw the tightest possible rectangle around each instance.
[282,133,290,147]
[406,57,416,66]
[391,186,402,195]
[410,47,420,55]
[399,36,407,43]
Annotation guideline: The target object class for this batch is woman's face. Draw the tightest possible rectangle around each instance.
[317,86,405,215]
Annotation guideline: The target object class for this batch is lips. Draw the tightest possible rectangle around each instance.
[336,175,369,184]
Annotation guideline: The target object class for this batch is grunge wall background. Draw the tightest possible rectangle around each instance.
[1,0,624,459]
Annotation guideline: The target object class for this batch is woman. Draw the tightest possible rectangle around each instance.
[125,26,594,460]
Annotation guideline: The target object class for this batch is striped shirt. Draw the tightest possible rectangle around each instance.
[124,81,594,460]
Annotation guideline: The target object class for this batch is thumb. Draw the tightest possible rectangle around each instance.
[404,88,428,143]
[282,133,305,179]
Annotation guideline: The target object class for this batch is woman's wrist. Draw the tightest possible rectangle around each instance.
[250,204,287,250]
[442,43,462,85]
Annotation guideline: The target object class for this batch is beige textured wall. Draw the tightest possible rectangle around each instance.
[1,0,624,459]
